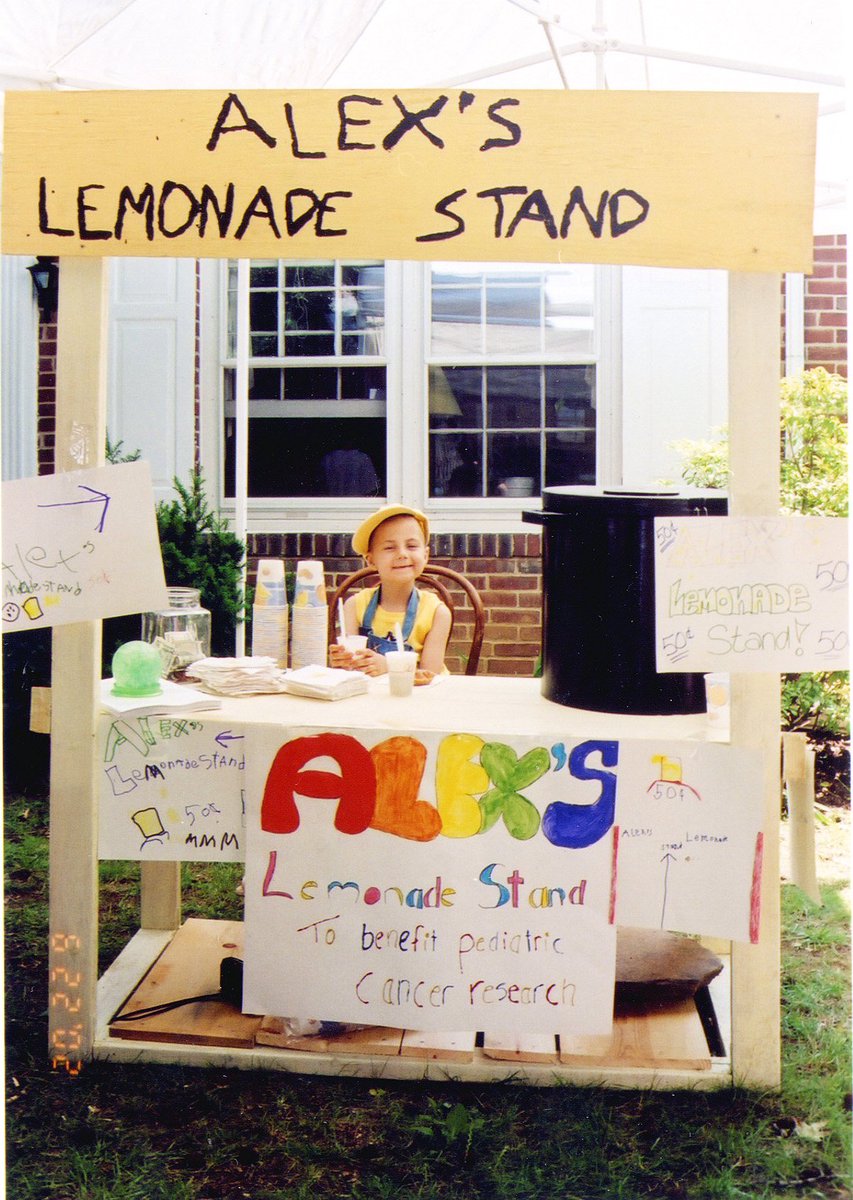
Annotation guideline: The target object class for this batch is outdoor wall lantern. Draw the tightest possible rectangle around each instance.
[27,256,59,320]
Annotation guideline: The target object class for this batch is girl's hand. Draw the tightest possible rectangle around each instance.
[329,643,357,670]
[349,648,387,677]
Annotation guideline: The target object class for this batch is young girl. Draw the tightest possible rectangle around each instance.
[330,504,451,677]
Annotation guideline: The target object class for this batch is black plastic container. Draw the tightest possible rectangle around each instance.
[523,486,728,715]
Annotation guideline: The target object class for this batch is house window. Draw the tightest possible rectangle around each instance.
[223,260,386,498]
[428,264,596,499]
[219,258,599,519]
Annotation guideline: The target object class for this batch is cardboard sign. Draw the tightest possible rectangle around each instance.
[2,462,167,631]
[655,516,850,672]
[98,713,246,862]
[3,89,816,271]
[240,725,763,1034]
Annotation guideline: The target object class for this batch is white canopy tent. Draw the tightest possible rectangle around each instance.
[0,0,846,227]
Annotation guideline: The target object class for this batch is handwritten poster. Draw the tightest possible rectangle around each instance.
[2,461,168,632]
[2,90,816,271]
[240,725,763,1035]
[97,713,246,862]
[655,516,849,672]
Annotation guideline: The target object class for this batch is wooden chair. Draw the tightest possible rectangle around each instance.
[327,564,486,675]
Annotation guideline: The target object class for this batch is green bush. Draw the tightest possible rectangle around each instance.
[672,368,849,735]
[156,469,246,656]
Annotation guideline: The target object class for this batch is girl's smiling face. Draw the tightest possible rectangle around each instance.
[366,515,429,583]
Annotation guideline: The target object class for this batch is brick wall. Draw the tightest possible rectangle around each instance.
[246,532,543,678]
[805,234,847,378]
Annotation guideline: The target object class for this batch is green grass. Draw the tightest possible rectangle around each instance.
[5,791,851,1200]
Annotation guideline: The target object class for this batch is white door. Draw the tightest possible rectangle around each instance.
[108,258,195,503]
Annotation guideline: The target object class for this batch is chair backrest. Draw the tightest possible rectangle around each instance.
[327,563,486,675]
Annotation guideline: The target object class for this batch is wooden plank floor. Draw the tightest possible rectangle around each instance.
[109,919,714,1071]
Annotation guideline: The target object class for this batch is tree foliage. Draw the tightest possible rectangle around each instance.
[156,470,245,656]
[672,368,848,735]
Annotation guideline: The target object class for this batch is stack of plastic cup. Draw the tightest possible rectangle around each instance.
[252,559,289,667]
[290,560,329,669]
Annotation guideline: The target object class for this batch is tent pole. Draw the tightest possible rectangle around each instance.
[234,260,250,655]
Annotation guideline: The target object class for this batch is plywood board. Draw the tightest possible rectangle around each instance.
[401,1029,477,1063]
[3,90,816,271]
[482,1033,559,1063]
[109,918,262,1048]
[255,1016,404,1056]
[559,997,711,1071]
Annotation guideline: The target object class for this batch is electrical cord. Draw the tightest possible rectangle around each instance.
[110,957,243,1022]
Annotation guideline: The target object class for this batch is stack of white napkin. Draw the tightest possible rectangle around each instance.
[185,656,290,695]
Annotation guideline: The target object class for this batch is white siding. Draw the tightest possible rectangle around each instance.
[621,267,728,487]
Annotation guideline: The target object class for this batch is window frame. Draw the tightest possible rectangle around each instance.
[199,258,621,535]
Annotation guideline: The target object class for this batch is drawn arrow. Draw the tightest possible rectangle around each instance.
[215,730,245,749]
[38,485,111,533]
[660,851,677,928]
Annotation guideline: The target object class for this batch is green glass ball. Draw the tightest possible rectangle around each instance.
[111,640,163,697]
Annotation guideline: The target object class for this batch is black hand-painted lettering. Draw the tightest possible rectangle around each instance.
[383,95,449,150]
[158,182,201,238]
[476,186,527,237]
[505,188,557,238]
[285,188,319,235]
[235,186,282,239]
[459,91,476,112]
[416,188,467,242]
[198,183,235,237]
[115,184,156,241]
[315,191,352,237]
[338,95,381,150]
[284,101,326,159]
[77,185,111,241]
[206,92,277,151]
[609,188,650,236]
[480,98,522,150]
[38,177,74,237]
[560,187,608,238]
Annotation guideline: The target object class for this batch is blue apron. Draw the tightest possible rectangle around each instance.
[359,588,419,656]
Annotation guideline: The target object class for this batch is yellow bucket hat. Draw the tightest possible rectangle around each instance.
[352,505,430,557]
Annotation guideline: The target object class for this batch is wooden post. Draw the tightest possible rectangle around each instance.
[48,258,108,1071]
[727,272,782,1089]
[782,731,820,904]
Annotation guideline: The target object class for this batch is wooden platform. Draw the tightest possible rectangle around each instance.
[105,919,723,1077]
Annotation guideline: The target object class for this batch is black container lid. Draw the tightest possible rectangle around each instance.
[539,484,728,517]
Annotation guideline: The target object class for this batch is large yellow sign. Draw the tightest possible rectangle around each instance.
[2,89,816,271]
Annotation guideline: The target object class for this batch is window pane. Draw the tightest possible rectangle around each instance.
[487,366,540,429]
[485,279,542,355]
[544,429,596,487]
[545,365,595,427]
[488,432,540,498]
[430,433,483,497]
[428,366,482,429]
[284,368,338,401]
[225,417,385,498]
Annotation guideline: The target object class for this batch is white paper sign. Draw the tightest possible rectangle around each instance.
[613,743,763,943]
[655,516,849,672]
[2,461,168,631]
[98,712,246,861]
[241,725,763,1035]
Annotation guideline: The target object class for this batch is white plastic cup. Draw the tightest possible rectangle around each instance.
[704,672,731,729]
[337,634,368,652]
[386,650,417,696]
